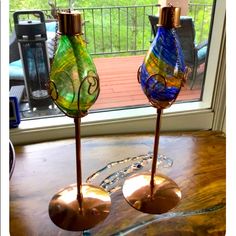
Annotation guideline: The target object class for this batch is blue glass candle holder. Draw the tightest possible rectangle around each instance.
[123,5,188,215]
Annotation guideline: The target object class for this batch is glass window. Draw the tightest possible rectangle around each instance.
[8,0,225,144]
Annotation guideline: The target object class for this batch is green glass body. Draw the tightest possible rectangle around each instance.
[49,34,99,118]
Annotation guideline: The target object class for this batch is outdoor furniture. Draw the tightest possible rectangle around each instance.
[148,15,208,89]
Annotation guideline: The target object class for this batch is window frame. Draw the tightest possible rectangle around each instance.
[9,0,226,145]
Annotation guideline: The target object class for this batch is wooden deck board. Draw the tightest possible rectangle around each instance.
[92,55,202,110]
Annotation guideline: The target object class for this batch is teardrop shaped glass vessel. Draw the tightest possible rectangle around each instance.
[49,12,99,118]
[138,16,187,109]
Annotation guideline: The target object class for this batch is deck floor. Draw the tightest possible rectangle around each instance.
[92,55,203,110]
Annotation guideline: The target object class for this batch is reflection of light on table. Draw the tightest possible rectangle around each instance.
[123,174,166,197]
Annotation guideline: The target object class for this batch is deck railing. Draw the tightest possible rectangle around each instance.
[9,3,213,57]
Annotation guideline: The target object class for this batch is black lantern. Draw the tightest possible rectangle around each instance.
[13,10,52,110]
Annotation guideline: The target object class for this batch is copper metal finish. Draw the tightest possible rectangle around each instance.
[48,118,111,231]
[150,109,162,192]
[49,183,111,231]
[122,173,181,214]
[158,5,181,28]
[122,109,181,214]
[75,118,83,207]
[58,11,83,35]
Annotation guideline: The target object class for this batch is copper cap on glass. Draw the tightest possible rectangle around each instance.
[158,5,181,28]
[58,11,83,35]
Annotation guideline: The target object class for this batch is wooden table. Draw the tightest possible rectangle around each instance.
[10,131,226,235]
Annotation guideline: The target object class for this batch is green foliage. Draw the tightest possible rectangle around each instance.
[188,3,213,43]
[10,0,157,10]
[10,0,213,56]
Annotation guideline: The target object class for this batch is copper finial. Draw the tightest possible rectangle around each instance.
[158,4,181,28]
[58,11,83,35]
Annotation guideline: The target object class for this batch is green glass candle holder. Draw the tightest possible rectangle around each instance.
[48,11,111,232]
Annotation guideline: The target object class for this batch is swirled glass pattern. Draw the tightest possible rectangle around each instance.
[49,34,99,117]
[139,27,187,109]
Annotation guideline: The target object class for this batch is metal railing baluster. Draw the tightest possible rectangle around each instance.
[126,7,129,52]
[9,4,213,57]
[110,8,112,53]
[101,8,105,52]
[142,6,146,51]
[82,9,87,41]
[134,6,137,53]
[92,9,96,53]
[118,7,121,52]
[200,5,206,42]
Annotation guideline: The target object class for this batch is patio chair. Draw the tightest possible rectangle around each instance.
[148,15,208,89]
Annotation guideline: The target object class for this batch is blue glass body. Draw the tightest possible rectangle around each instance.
[139,26,186,109]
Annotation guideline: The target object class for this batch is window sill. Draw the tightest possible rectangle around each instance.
[10,101,214,145]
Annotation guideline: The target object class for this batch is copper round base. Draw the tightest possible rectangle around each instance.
[49,183,111,231]
[122,173,181,214]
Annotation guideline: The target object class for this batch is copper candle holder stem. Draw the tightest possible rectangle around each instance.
[48,118,111,231]
[122,109,181,214]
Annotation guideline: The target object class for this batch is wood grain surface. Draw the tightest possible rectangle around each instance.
[10,131,226,235]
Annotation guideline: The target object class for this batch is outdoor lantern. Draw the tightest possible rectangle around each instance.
[13,10,52,110]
